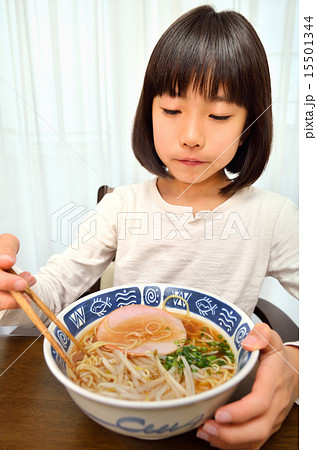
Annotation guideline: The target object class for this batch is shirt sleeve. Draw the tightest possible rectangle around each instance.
[266,198,299,300]
[0,192,119,327]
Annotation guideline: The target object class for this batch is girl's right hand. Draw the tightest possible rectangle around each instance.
[0,233,36,310]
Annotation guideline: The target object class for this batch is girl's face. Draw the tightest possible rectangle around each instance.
[152,87,248,189]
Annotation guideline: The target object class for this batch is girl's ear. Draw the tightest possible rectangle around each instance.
[239,128,250,146]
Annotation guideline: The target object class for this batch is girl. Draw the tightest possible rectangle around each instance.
[0,5,298,449]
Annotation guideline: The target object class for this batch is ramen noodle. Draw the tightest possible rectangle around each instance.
[67,301,236,401]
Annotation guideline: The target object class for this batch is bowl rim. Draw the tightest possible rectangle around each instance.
[43,283,259,410]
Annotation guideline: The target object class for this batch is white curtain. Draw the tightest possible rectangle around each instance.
[0,0,298,321]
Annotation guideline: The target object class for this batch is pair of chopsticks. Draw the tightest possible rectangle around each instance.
[1,267,88,373]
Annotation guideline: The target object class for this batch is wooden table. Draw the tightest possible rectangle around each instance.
[0,335,298,449]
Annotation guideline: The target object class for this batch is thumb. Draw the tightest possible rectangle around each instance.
[0,233,20,269]
[241,323,283,354]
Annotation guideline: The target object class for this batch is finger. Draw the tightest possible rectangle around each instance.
[214,339,295,426]
[241,323,283,354]
[0,291,31,310]
[197,416,270,450]
[19,271,37,287]
[0,291,21,309]
[0,269,27,291]
[0,234,20,268]
[214,363,278,424]
[214,394,269,425]
[198,375,288,450]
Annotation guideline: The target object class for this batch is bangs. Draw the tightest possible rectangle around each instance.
[146,8,253,107]
[132,5,272,195]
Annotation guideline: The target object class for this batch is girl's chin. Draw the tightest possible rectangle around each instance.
[168,177,212,189]
[167,169,217,186]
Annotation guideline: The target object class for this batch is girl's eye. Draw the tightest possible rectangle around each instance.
[209,114,230,121]
[163,109,181,116]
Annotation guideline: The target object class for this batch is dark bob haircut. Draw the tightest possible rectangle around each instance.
[132,5,272,195]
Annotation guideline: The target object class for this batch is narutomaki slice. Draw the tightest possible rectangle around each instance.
[95,304,186,355]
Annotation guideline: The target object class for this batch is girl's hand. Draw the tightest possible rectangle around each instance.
[0,233,36,310]
[196,323,299,449]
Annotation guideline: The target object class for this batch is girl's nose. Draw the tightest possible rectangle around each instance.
[181,117,204,149]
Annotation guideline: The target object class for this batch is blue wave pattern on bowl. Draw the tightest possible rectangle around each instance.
[51,284,252,380]
[64,286,142,336]
[162,286,242,337]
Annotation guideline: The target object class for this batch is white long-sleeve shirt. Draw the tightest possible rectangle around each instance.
[0,178,298,326]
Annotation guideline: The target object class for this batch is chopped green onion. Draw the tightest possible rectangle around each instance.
[160,337,235,373]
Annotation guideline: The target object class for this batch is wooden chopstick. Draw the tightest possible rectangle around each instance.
[2,268,89,371]
[8,268,88,356]
[8,288,77,372]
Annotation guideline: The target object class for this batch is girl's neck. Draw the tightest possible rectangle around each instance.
[156,172,233,213]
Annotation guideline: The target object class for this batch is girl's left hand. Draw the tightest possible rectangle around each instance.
[196,323,299,449]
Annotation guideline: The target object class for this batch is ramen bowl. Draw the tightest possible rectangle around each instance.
[43,284,259,440]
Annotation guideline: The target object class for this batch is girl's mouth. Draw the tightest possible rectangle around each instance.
[177,159,205,166]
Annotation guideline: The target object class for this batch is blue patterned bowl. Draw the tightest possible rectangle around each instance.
[43,284,259,440]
